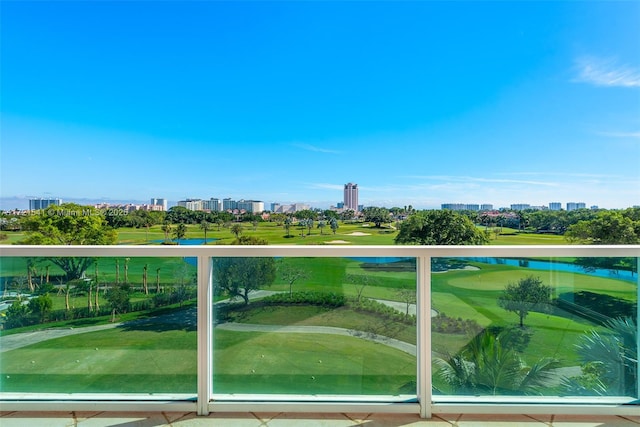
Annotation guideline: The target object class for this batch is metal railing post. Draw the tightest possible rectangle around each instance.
[417,253,432,418]
[197,254,212,415]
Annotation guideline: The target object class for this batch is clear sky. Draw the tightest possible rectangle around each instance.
[1,1,639,210]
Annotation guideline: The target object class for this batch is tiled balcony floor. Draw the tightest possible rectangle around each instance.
[1,412,639,426]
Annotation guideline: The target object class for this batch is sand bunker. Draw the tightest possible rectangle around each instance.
[346,232,371,236]
[326,240,351,244]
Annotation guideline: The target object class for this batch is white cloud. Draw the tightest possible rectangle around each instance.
[404,175,557,187]
[307,182,344,191]
[596,131,640,139]
[291,143,340,154]
[574,56,640,88]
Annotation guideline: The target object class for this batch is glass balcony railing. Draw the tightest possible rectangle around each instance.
[0,245,637,417]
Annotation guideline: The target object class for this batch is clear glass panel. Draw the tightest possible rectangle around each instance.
[212,256,417,397]
[432,256,638,400]
[0,256,197,394]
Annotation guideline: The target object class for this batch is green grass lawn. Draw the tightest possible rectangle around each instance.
[228,304,417,345]
[213,330,415,395]
[0,327,198,393]
[430,261,635,365]
[0,319,415,395]
[1,224,635,398]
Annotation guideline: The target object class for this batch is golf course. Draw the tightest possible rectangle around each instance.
[0,222,637,397]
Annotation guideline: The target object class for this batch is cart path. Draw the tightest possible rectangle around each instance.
[0,323,121,352]
[215,322,416,356]
[1,291,424,354]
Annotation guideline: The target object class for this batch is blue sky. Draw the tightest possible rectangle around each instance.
[1,1,639,210]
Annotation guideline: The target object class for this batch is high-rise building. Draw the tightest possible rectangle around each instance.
[237,199,264,213]
[480,204,493,211]
[150,198,168,211]
[203,198,222,212]
[177,199,203,211]
[29,198,62,210]
[223,198,237,211]
[566,202,586,211]
[343,183,359,212]
[441,203,466,210]
[549,202,562,211]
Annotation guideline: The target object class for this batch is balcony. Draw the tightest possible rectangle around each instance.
[0,244,638,422]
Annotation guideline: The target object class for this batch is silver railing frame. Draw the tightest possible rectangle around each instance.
[0,245,638,417]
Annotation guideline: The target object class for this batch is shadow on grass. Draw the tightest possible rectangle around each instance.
[118,306,197,333]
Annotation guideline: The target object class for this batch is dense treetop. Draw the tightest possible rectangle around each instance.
[394,210,489,245]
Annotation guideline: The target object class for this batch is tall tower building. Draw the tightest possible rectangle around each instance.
[150,198,168,211]
[343,183,359,212]
[29,198,62,210]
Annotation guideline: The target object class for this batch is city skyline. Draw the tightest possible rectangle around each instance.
[10,193,621,214]
[1,2,638,210]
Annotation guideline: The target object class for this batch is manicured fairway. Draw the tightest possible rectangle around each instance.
[430,260,636,365]
[0,327,197,393]
[213,329,415,395]
[1,322,416,395]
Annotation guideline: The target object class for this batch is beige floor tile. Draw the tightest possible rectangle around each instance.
[263,412,355,426]
[173,412,264,426]
[551,414,639,427]
[76,411,171,427]
[0,411,75,427]
[348,412,453,426]
[456,413,550,426]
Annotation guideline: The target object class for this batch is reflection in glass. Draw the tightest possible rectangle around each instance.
[431,257,638,399]
[0,256,197,394]
[211,257,417,396]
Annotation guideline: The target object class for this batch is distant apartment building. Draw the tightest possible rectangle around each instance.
[480,204,493,211]
[177,199,204,211]
[150,198,168,211]
[566,202,586,211]
[343,183,359,212]
[442,203,465,210]
[510,204,531,211]
[237,199,264,213]
[441,203,480,211]
[203,198,222,212]
[223,198,237,211]
[549,202,562,211]
[95,203,160,212]
[271,203,310,213]
[29,198,62,210]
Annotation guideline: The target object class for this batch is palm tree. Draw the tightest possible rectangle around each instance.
[230,223,243,239]
[435,329,560,395]
[564,317,637,397]
[124,257,130,284]
[284,217,292,238]
[161,222,173,242]
[173,223,187,243]
[317,220,326,235]
[330,218,339,234]
[142,264,149,295]
[200,220,212,244]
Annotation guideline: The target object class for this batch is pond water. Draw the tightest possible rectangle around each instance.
[349,257,413,264]
[152,238,216,245]
[460,257,637,283]
[347,257,636,283]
